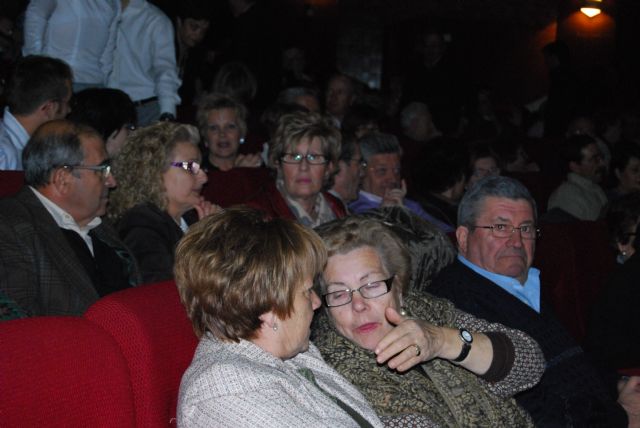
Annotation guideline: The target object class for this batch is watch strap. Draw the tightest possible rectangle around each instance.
[452,328,472,362]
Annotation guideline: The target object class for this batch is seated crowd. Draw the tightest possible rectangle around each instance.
[2,9,640,427]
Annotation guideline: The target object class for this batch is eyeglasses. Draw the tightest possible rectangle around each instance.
[124,123,136,132]
[281,153,327,165]
[347,157,367,168]
[170,161,202,175]
[63,160,112,179]
[322,275,395,307]
[473,223,540,240]
[369,166,401,177]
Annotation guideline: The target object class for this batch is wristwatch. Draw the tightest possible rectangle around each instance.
[452,328,473,362]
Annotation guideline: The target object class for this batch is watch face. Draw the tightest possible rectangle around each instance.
[461,329,473,343]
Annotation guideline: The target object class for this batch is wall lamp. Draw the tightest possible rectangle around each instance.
[580,0,603,18]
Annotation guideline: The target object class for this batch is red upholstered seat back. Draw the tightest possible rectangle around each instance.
[0,170,25,197]
[201,166,274,207]
[84,280,198,427]
[0,316,136,427]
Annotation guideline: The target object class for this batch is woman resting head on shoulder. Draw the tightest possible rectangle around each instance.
[175,207,383,427]
[108,122,220,283]
[196,92,261,171]
[312,216,544,426]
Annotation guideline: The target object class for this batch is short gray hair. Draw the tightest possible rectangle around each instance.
[458,175,537,226]
[277,86,319,106]
[359,132,401,163]
[23,120,97,188]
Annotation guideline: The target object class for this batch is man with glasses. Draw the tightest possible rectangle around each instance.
[0,55,73,170]
[348,131,452,233]
[429,175,639,426]
[328,135,364,207]
[0,120,140,317]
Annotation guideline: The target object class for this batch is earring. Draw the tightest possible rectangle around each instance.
[272,322,278,332]
[400,307,409,317]
[617,251,628,264]
[239,137,245,145]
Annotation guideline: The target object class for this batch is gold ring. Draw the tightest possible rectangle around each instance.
[413,344,421,357]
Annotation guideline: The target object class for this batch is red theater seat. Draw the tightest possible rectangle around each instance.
[201,166,273,208]
[0,316,136,427]
[84,280,198,427]
[0,170,25,197]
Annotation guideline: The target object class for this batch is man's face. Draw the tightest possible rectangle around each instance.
[66,135,116,226]
[571,143,605,183]
[457,197,536,284]
[178,18,210,48]
[361,153,401,198]
[325,76,354,119]
[333,143,363,203]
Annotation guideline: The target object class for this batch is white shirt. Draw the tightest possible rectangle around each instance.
[0,108,30,170]
[547,172,608,221]
[22,0,119,85]
[31,186,102,255]
[108,0,180,115]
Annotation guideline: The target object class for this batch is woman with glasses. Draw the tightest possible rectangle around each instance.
[108,122,220,283]
[196,92,262,171]
[312,216,544,426]
[247,111,346,227]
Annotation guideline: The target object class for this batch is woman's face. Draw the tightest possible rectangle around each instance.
[468,156,500,188]
[276,276,321,359]
[163,142,207,218]
[323,246,402,351]
[616,157,640,194]
[280,136,329,202]
[205,108,242,160]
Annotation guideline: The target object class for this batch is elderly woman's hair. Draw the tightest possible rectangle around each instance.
[175,207,327,339]
[358,131,401,163]
[108,122,200,220]
[458,175,537,227]
[211,61,258,104]
[23,120,99,187]
[268,111,341,169]
[400,102,430,132]
[314,216,412,295]
[196,92,248,139]
[606,192,640,251]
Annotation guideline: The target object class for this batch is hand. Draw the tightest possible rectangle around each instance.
[381,180,407,207]
[374,307,445,372]
[193,197,223,220]
[618,376,640,428]
[234,153,262,168]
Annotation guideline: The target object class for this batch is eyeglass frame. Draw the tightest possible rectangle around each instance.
[62,160,112,179]
[322,275,395,308]
[280,152,328,165]
[170,161,202,175]
[471,223,540,240]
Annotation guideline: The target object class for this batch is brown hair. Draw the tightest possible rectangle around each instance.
[174,207,327,339]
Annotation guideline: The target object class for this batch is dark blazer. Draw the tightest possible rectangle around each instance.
[0,187,139,316]
[429,260,627,427]
[117,203,185,284]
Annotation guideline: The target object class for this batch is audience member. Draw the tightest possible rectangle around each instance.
[341,103,381,139]
[0,120,139,316]
[0,55,72,170]
[466,142,501,189]
[410,137,467,228]
[325,73,356,128]
[281,46,315,88]
[312,215,543,426]
[400,101,441,144]
[493,138,540,173]
[327,134,364,206]
[566,114,612,171]
[247,111,346,226]
[607,141,640,201]
[429,175,639,426]
[22,0,118,91]
[277,86,321,113]
[175,0,211,111]
[211,61,258,109]
[585,191,640,374]
[108,122,218,283]
[67,88,136,157]
[108,0,180,125]
[196,93,261,171]
[547,134,607,220]
[175,207,383,427]
[349,131,453,233]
